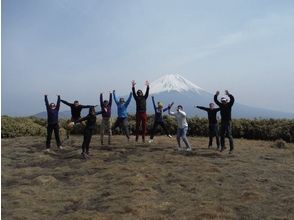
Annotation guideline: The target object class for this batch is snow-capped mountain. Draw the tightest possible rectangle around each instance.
[150,74,204,94]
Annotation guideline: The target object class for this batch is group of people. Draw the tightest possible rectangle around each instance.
[45,81,235,159]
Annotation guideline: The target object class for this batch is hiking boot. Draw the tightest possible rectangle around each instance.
[229,150,234,154]
[185,147,192,152]
[59,145,64,150]
[148,139,154,143]
[80,153,87,159]
[220,147,225,152]
[45,148,51,152]
[168,135,172,138]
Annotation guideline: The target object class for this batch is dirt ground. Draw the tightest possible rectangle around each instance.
[2,135,294,220]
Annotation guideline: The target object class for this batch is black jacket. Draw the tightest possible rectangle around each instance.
[214,94,235,122]
[197,106,220,124]
[61,100,93,121]
[45,95,60,125]
[132,86,149,113]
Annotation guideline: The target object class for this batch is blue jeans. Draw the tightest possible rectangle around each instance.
[176,126,191,149]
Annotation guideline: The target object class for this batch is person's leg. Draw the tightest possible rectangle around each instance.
[150,121,159,140]
[160,121,170,137]
[85,129,93,155]
[100,118,105,145]
[141,112,147,142]
[215,124,220,149]
[53,124,62,147]
[82,129,89,153]
[106,118,112,145]
[122,118,130,140]
[46,125,54,149]
[181,127,192,151]
[176,128,182,150]
[220,122,226,151]
[208,124,213,148]
[227,121,234,152]
[135,113,141,142]
[112,118,120,131]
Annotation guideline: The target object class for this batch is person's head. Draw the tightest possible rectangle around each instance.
[89,106,96,115]
[119,97,125,103]
[209,103,214,109]
[221,97,228,104]
[177,105,183,111]
[136,90,143,97]
[74,100,79,107]
[103,100,109,107]
[157,102,163,109]
[49,103,56,109]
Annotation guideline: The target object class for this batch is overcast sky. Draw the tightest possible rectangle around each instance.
[2,0,294,116]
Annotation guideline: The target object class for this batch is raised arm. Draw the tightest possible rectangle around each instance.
[144,81,149,99]
[125,92,132,107]
[56,95,61,110]
[109,92,112,106]
[228,93,235,107]
[44,95,49,109]
[152,96,156,111]
[214,91,221,106]
[113,90,119,105]
[80,104,94,109]
[100,93,103,107]
[132,80,137,100]
[196,106,209,112]
[60,99,72,107]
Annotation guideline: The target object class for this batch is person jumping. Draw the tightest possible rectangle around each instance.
[214,90,235,154]
[168,104,192,152]
[112,90,132,141]
[44,95,62,151]
[196,103,220,149]
[100,92,112,145]
[60,98,96,138]
[132,80,149,143]
[149,96,172,143]
[71,107,102,159]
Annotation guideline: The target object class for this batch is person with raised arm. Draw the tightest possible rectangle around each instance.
[100,92,112,145]
[214,90,235,154]
[112,90,132,141]
[70,107,102,159]
[44,94,62,151]
[132,80,149,143]
[195,103,220,149]
[168,104,192,152]
[60,99,96,138]
[149,96,172,143]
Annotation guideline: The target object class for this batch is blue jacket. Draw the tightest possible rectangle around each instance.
[152,96,169,122]
[45,95,60,125]
[113,92,132,118]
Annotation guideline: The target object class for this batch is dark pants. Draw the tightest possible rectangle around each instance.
[150,121,170,139]
[208,123,220,147]
[112,117,130,139]
[46,123,61,148]
[220,121,234,151]
[135,112,147,141]
[82,128,93,153]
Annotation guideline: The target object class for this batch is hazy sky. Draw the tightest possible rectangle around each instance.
[2,0,294,116]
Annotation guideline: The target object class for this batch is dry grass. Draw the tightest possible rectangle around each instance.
[2,135,294,220]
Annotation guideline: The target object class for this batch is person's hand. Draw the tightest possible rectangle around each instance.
[215,91,220,96]
[225,90,229,95]
[145,80,149,86]
[131,80,136,87]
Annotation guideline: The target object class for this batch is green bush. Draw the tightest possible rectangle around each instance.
[2,115,294,143]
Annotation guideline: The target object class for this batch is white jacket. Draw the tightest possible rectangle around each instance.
[168,109,188,128]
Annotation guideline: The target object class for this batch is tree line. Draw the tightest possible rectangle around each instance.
[1,115,294,143]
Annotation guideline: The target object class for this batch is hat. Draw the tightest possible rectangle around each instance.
[221,97,227,102]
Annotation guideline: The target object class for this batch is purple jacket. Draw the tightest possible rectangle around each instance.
[100,93,112,118]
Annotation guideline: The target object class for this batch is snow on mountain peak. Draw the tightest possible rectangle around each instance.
[150,74,204,94]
